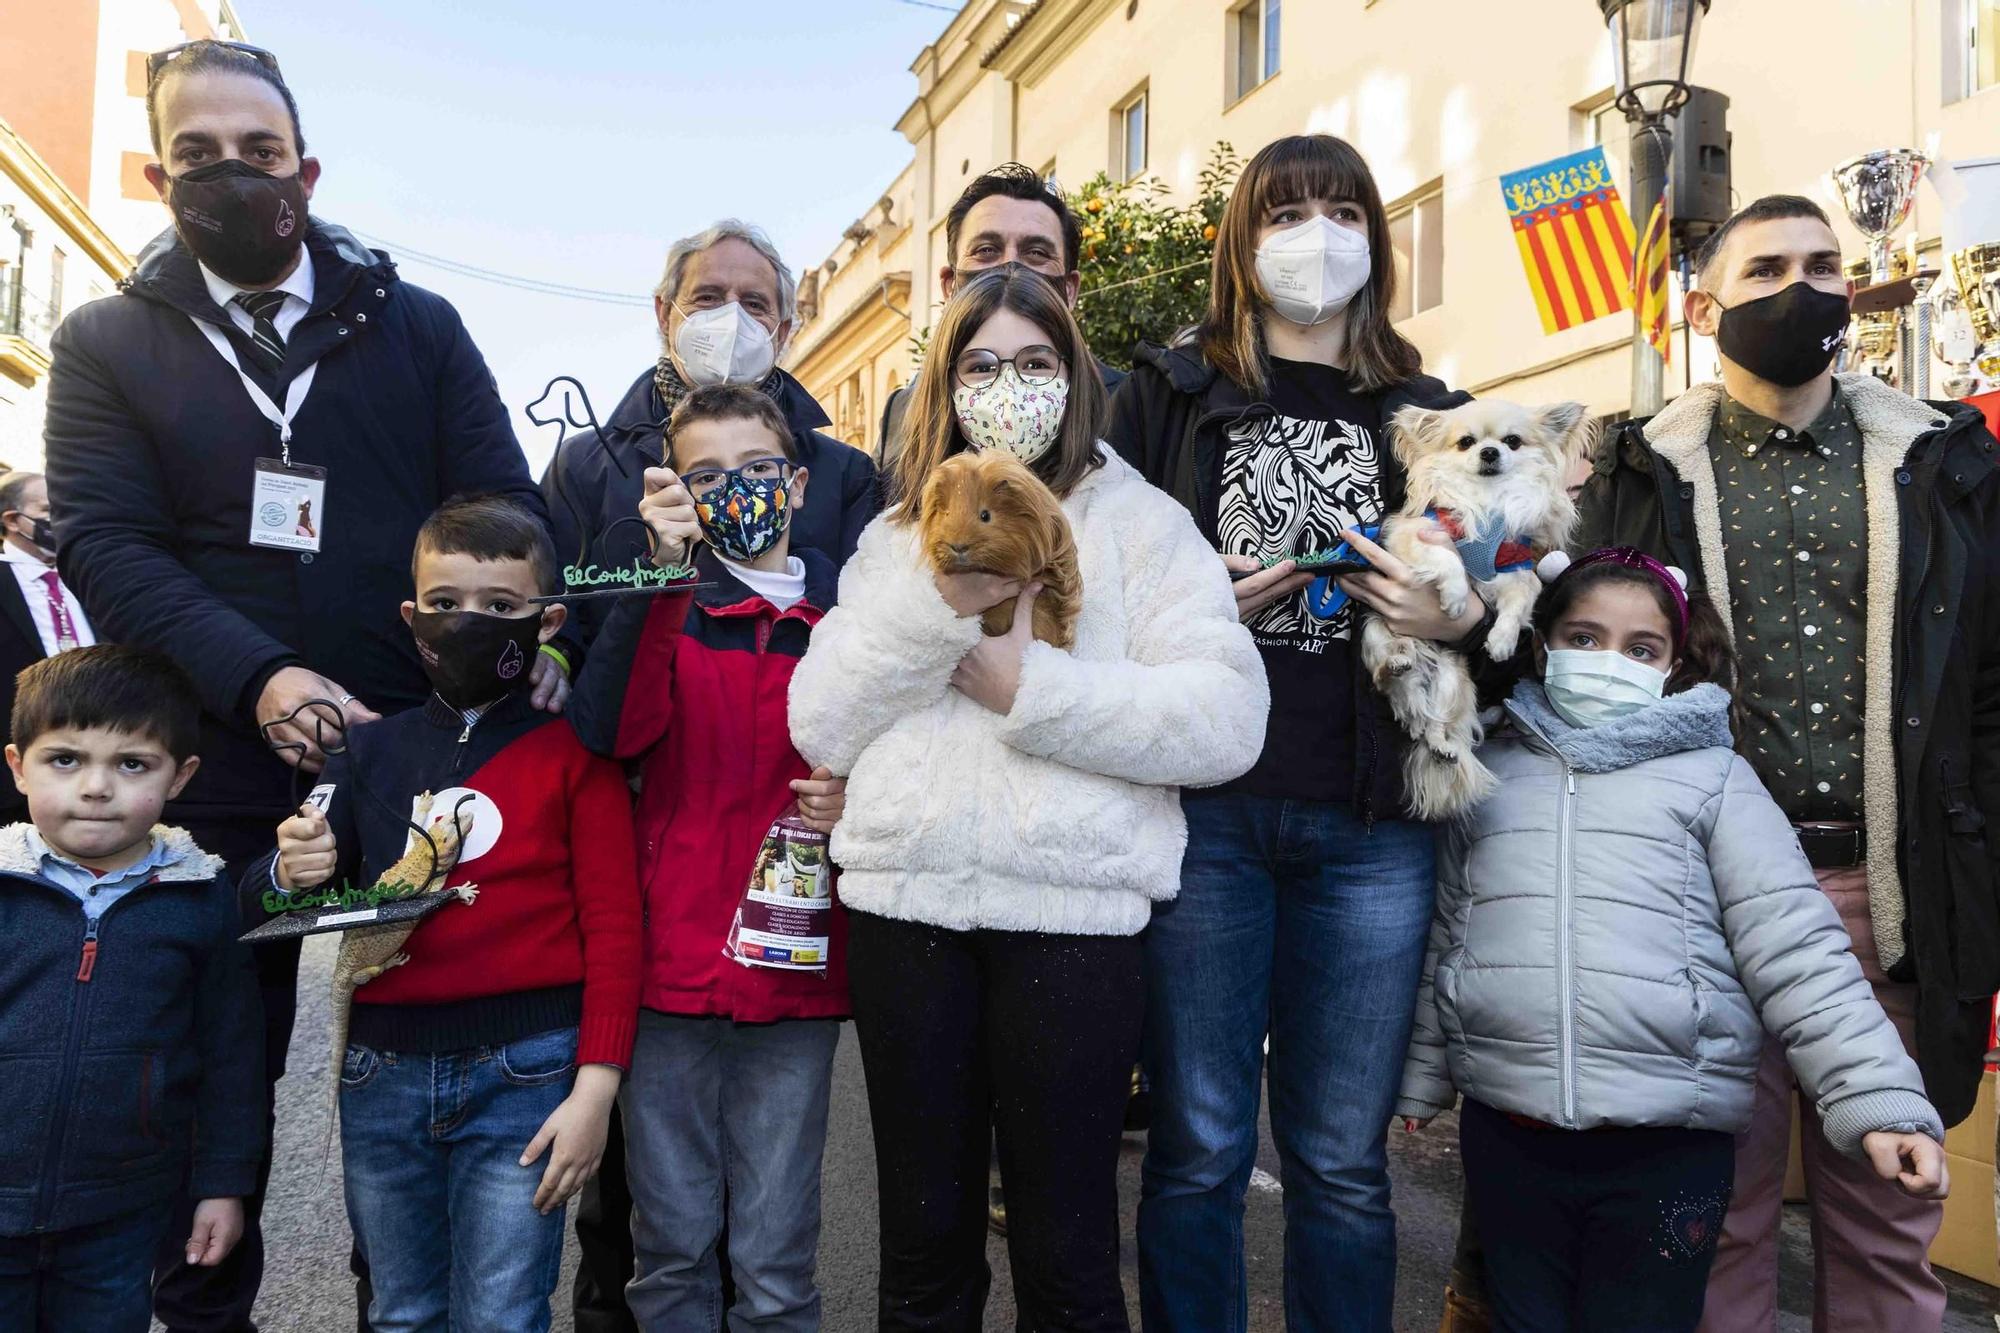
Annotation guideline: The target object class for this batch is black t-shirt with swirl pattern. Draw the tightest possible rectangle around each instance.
[1216,358,1383,800]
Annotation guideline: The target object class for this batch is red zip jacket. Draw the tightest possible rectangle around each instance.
[569,547,848,1022]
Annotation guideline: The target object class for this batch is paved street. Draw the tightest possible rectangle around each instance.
[228,935,2000,1331]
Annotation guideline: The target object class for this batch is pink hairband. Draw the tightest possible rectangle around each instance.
[1536,547,1691,645]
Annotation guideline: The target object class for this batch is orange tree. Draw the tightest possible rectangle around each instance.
[1070,142,1240,370]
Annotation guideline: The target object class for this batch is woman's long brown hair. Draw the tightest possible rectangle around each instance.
[889,266,1107,520]
[1193,134,1423,397]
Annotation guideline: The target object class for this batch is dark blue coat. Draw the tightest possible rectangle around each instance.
[538,366,879,646]
[44,222,545,823]
[0,826,263,1235]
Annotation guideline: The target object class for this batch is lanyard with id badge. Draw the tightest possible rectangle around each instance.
[191,317,326,553]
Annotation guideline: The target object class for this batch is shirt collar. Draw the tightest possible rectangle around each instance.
[199,246,316,315]
[1715,383,1850,459]
[25,827,179,881]
[0,542,53,570]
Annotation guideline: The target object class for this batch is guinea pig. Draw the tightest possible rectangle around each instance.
[917,450,1081,650]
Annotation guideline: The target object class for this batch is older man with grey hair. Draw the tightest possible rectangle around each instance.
[539,219,874,1333]
[541,218,878,648]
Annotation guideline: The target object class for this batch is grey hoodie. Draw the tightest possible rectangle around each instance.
[1396,681,1942,1155]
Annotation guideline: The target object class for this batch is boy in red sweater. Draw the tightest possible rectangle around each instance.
[570,385,849,1330]
[268,495,641,1331]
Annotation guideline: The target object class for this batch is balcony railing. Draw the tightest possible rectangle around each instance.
[0,273,56,345]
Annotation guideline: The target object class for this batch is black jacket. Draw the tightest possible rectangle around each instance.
[1574,374,2000,1126]
[0,572,46,822]
[0,825,264,1235]
[1107,341,1468,823]
[44,222,545,824]
[539,366,878,646]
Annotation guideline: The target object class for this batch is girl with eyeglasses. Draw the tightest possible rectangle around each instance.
[789,265,1267,1330]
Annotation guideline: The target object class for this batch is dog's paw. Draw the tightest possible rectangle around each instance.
[1484,623,1520,661]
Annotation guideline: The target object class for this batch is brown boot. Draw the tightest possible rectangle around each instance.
[1436,1285,1491,1333]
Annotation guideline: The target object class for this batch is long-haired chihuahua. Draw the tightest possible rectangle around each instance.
[1360,398,1594,818]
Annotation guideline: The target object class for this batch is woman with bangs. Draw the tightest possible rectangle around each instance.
[1109,134,1482,1330]
[789,265,1265,1329]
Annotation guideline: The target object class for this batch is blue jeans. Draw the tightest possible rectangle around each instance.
[619,1011,840,1331]
[0,1206,167,1333]
[339,1026,579,1333]
[1138,792,1436,1333]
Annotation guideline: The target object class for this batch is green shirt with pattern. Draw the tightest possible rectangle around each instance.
[1707,387,1867,821]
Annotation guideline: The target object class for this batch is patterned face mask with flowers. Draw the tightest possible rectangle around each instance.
[951,366,1070,464]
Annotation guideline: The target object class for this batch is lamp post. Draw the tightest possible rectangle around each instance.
[1600,0,1709,415]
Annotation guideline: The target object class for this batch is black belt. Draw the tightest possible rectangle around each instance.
[1793,823,1865,870]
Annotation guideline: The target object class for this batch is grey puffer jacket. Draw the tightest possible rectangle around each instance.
[1396,682,1943,1156]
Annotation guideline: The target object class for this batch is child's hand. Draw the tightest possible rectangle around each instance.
[186,1197,243,1266]
[933,569,1023,618]
[639,468,701,568]
[1862,1131,1951,1199]
[520,1064,621,1215]
[276,803,336,891]
[791,766,847,834]
[1402,1116,1434,1134]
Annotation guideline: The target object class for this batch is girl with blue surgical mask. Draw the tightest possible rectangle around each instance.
[1396,548,1949,1333]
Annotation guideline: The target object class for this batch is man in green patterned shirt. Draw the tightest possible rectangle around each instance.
[1576,193,2000,1332]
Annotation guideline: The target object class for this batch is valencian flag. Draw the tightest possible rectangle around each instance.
[1633,174,1673,365]
[1501,147,1637,335]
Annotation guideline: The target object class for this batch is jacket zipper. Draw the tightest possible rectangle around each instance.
[452,721,473,776]
[31,884,155,1233]
[1557,766,1579,1125]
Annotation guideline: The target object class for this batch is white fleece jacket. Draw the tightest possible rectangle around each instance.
[788,446,1268,936]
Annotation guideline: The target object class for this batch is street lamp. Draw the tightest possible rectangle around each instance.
[1600,0,1709,414]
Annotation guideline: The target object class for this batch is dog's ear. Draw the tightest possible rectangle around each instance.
[1389,405,1451,462]
[1535,401,1589,448]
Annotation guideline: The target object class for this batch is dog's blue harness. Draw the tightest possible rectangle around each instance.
[1301,510,1535,622]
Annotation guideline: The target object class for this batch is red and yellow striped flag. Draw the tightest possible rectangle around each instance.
[1500,147,1638,335]
[1633,177,1673,366]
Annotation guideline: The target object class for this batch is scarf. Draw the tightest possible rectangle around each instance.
[652,356,788,424]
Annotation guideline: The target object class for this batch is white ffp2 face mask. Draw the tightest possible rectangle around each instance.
[1254,215,1372,327]
[951,368,1069,464]
[1543,649,1669,729]
[670,301,778,387]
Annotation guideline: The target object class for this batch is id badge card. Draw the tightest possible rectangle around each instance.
[250,458,326,553]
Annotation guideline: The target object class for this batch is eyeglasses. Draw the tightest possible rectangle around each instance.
[953,344,1066,391]
[146,40,283,84]
[680,457,793,502]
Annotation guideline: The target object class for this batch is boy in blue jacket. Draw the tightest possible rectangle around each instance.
[0,645,263,1331]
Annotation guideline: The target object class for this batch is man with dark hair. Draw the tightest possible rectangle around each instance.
[0,472,93,822]
[1576,193,2000,1331]
[42,39,557,1331]
[876,164,1124,478]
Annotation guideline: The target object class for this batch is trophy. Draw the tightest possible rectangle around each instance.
[1834,150,1931,285]
[1931,279,1981,399]
[1846,254,1909,384]
[1832,150,1935,393]
[1952,242,2000,392]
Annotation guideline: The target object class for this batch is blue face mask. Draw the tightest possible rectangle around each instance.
[1543,649,1668,728]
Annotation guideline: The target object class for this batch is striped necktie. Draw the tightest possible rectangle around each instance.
[232,289,289,378]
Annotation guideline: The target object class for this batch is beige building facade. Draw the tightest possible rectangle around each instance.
[0,0,249,467]
[787,0,2000,450]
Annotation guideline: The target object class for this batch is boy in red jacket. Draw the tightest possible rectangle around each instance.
[570,384,849,1329]
[268,496,641,1331]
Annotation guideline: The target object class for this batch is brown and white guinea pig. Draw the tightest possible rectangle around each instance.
[917,450,1082,650]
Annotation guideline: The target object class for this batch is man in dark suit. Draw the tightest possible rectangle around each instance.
[0,471,95,821]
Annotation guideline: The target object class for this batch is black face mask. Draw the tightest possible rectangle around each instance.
[409,610,542,711]
[1714,281,1853,388]
[168,159,308,287]
[10,516,54,557]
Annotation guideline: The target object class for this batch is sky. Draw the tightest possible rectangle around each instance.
[248,0,953,473]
